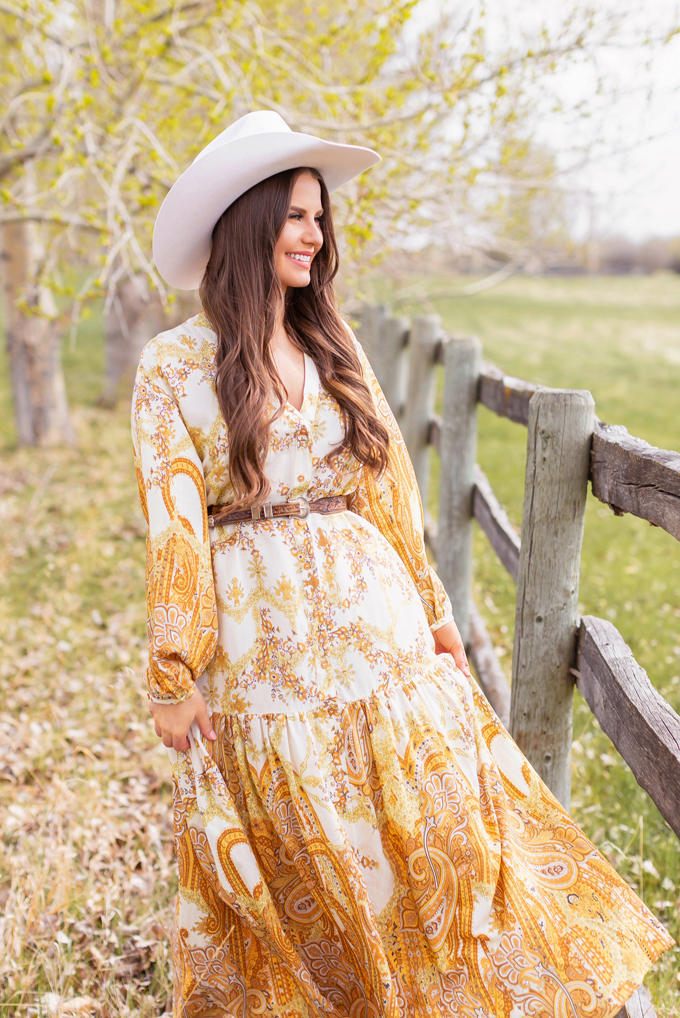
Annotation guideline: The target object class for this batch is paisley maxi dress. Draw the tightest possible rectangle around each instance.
[131,312,673,1018]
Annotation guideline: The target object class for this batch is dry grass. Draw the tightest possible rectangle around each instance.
[0,407,175,1018]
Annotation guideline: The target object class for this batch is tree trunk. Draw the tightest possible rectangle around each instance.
[100,275,163,408]
[0,218,74,447]
[100,277,200,408]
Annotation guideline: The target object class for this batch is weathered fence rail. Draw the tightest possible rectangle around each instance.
[477,360,536,424]
[471,464,520,582]
[591,422,680,541]
[355,304,680,836]
[576,616,680,840]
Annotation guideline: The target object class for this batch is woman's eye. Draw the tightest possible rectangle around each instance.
[288,213,323,223]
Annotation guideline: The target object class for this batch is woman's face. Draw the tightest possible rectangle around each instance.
[274,171,324,290]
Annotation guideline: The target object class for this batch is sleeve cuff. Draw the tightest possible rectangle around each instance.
[145,661,195,704]
[147,691,193,705]
[430,613,454,632]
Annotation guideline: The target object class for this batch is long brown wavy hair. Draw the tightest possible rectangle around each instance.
[199,165,390,508]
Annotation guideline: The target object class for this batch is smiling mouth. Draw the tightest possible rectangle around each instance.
[286,253,312,264]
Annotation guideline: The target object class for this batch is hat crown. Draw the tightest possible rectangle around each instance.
[193,110,291,164]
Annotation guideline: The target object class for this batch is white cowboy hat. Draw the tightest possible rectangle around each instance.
[152,110,381,290]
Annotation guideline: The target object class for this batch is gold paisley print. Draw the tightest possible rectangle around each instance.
[131,313,673,1018]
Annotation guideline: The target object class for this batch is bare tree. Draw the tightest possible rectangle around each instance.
[0,166,73,445]
[100,274,200,407]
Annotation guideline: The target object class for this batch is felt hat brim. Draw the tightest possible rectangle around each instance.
[153,129,381,290]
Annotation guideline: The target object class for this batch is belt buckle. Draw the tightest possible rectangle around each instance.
[291,495,310,520]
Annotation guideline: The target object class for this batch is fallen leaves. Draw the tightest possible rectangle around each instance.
[37,993,100,1016]
[0,408,175,1017]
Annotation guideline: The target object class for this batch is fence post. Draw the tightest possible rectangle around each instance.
[402,314,440,508]
[510,388,595,810]
[436,337,482,646]
[380,315,409,423]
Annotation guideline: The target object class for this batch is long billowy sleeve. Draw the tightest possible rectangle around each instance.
[131,340,218,703]
[348,333,454,633]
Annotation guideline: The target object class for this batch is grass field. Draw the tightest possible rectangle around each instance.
[1,274,679,1014]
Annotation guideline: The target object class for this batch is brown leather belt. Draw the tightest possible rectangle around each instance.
[208,494,349,528]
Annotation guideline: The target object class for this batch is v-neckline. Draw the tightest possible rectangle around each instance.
[285,351,308,415]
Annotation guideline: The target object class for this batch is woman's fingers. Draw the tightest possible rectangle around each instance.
[194,695,217,741]
[450,635,471,677]
[159,727,191,750]
[154,719,162,738]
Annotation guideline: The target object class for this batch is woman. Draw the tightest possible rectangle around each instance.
[132,111,672,1018]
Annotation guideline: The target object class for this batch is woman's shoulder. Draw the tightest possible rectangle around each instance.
[138,312,217,377]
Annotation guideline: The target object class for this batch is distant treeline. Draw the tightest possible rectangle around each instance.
[399,236,680,278]
[509,236,680,276]
[581,236,680,275]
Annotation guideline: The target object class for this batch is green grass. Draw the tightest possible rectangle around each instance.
[365,270,680,1011]
[1,274,679,1013]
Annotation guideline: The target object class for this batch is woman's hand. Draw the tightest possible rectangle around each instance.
[432,620,471,678]
[148,688,217,751]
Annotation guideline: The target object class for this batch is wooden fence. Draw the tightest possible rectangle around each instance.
[355,304,680,840]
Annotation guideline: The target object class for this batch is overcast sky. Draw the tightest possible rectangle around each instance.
[543,6,680,242]
[412,0,680,242]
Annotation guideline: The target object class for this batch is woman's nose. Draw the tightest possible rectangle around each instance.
[302,220,323,246]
